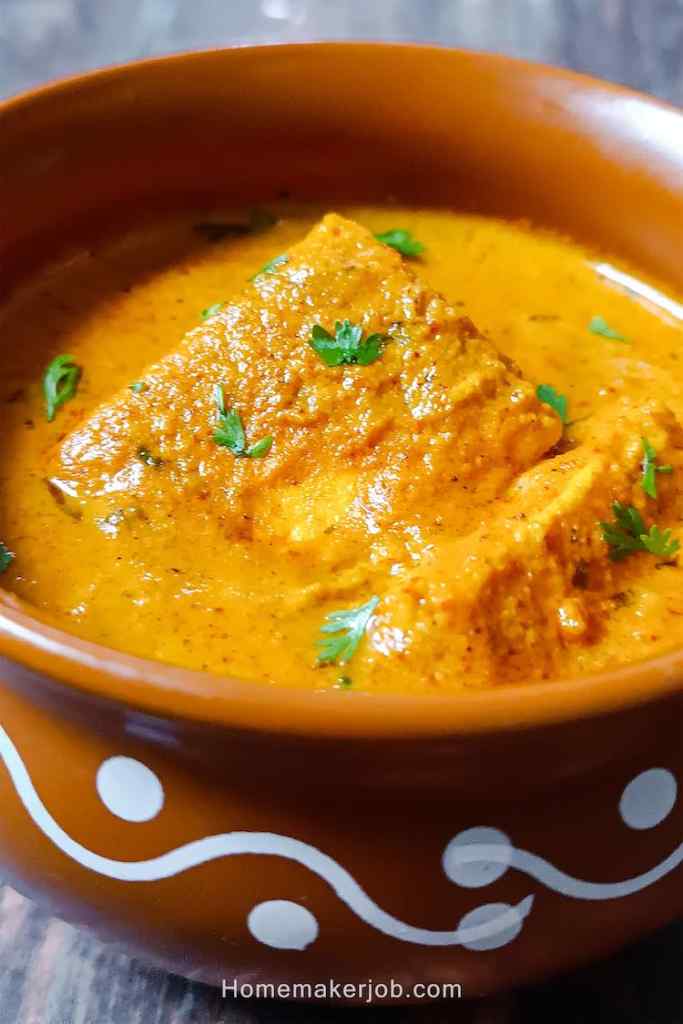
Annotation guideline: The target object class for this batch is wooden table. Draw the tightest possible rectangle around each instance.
[1,1,682,1019]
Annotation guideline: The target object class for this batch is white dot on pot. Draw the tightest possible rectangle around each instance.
[248,900,319,950]
[442,827,513,888]
[619,768,677,830]
[458,901,525,951]
[96,756,164,823]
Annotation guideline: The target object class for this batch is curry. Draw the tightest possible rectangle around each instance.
[1,205,683,693]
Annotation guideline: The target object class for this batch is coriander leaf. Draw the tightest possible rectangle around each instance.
[309,320,386,368]
[309,324,346,366]
[129,381,148,394]
[536,383,568,425]
[600,501,679,562]
[333,320,363,360]
[641,436,673,499]
[245,436,273,459]
[212,385,272,459]
[0,543,14,574]
[356,333,385,366]
[600,520,641,562]
[337,675,353,689]
[641,525,680,560]
[250,253,289,281]
[43,354,81,422]
[613,501,646,538]
[215,409,247,452]
[375,228,425,258]
[213,385,246,453]
[201,302,224,320]
[589,315,629,342]
[137,446,163,468]
[317,596,380,666]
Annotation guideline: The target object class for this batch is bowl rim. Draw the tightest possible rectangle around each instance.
[2,41,683,740]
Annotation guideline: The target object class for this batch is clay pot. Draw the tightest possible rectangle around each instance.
[1,45,682,999]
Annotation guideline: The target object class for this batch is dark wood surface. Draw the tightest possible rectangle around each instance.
[1,1,683,1020]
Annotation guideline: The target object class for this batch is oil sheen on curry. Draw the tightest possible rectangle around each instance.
[1,206,683,694]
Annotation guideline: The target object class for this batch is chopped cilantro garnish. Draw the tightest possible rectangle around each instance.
[137,446,163,468]
[43,354,81,422]
[536,383,569,425]
[213,385,273,459]
[250,253,289,281]
[317,596,380,666]
[244,435,273,459]
[641,525,680,558]
[600,502,679,562]
[337,675,353,689]
[129,381,147,394]
[201,302,224,320]
[309,320,386,368]
[641,437,673,499]
[375,229,425,258]
[589,316,629,342]
[0,543,14,574]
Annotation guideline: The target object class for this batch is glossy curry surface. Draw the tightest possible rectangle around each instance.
[1,204,683,694]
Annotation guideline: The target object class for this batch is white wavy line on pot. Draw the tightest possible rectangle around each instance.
[0,725,531,948]
[453,843,683,899]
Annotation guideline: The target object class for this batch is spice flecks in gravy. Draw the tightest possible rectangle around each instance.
[1,206,682,693]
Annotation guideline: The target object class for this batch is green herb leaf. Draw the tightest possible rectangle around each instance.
[201,302,224,320]
[309,320,386,368]
[250,253,289,281]
[245,436,273,459]
[137,446,163,468]
[589,315,629,342]
[641,437,673,499]
[536,383,569,425]
[317,596,380,666]
[613,501,646,538]
[213,385,272,459]
[129,381,148,394]
[641,525,680,559]
[375,228,425,258]
[337,675,353,689]
[43,354,81,422]
[213,385,246,453]
[0,543,14,574]
[600,502,679,561]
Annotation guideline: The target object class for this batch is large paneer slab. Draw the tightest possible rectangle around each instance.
[48,214,560,557]
[363,398,683,687]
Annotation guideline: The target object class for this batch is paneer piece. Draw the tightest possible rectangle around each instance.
[48,214,560,564]
[362,399,683,687]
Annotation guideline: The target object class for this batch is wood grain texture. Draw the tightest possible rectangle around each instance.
[1,0,683,1020]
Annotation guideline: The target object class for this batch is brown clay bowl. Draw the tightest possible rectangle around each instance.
[1,44,683,1000]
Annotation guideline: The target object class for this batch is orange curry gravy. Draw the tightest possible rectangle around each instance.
[1,205,683,694]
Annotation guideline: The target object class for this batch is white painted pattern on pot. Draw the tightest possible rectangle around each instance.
[0,724,678,951]
[96,756,165,823]
[619,768,677,830]
[247,900,319,950]
[457,902,527,952]
[442,827,513,889]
